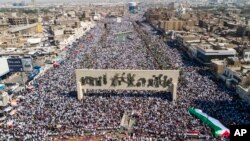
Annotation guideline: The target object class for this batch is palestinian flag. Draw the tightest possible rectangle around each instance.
[188,107,230,137]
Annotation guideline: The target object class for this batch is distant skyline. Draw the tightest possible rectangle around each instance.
[0,0,177,4]
[0,0,247,4]
[0,0,137,4]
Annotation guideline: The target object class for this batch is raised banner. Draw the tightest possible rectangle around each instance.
[75,69,179,101]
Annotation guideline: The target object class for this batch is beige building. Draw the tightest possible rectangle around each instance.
[210,59,250,105]
[160,20,184,31]
[8,17,37,25]
[0,23,43,48]
[210,57,250,88]
[176,34,201,58]
[9,23,38,35]
[54,18,80,28]
[210,59,227,76]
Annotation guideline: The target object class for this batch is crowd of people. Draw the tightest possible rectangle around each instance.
[0,13,250,141]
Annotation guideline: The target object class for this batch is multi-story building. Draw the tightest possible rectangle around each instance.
[54,18,80,28]
[8,17,37,25]
[210,57,243,85]
[160,20,184,31]
[176,33,237,64]
[210,58,250,104]
[196,44,236,64]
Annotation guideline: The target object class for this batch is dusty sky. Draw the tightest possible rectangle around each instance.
[1,0,246,5]
[0,0,142,4]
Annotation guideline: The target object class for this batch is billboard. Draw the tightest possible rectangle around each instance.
[7,58,23,72]
[22,58,33,72]
[0,58,10,77]
[75,69,179,101]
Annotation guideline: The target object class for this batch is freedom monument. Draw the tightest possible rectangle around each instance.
[75,69,180,102]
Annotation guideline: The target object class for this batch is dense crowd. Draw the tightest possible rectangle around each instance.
[0,14,250,141]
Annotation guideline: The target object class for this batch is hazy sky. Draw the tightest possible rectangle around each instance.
[3,0,247,5]
[0,0,167,4]
[0,0,142,4]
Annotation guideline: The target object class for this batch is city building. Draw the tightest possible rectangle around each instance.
[9,23,39,35]
[210,59,227,76]
[210,57,249,89]
[8,17,37,26]
[196,44,236,64]
[54,18,80,28]
[160,20,184,31]
[176,34,201,58]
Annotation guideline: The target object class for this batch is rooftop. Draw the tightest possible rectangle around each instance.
[9,23,37,33]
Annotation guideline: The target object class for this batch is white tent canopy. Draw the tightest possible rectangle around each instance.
[27,38,42,45]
